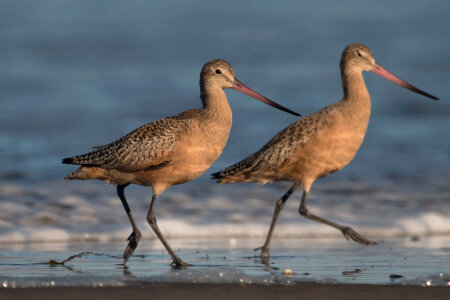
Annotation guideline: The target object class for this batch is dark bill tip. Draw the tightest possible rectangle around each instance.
[371,64,439,101]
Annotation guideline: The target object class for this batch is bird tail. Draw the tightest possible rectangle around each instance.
[64,166,90,180]
[61,151,100,165]
[211,154,260,184]
[62,152,104,180]
[62,157,75,164]
[64,165,106,181]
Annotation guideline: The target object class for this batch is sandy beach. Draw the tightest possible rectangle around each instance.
[1,283,448,300]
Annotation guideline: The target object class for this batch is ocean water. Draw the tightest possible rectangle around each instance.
[0,0,449,285]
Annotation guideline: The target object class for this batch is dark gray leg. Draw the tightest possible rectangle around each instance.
[298,190,376,246]
[254,183,299,258]
[117,184,142,263]
[147,194,191,267]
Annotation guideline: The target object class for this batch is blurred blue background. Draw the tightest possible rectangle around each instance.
[0,0,448,189]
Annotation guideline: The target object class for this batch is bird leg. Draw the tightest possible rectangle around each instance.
[298,190,376,246]
[117,184,142,264]
[147,194,192,267]
[254,183,299,258]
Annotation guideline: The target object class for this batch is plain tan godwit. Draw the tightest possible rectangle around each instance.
[212,44,439,258]
[62,59,300,267]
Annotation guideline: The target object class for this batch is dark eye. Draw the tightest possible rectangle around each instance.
[357,50,362,57]
[215,69,222,74]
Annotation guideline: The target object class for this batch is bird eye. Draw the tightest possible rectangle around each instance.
[215,69,222,74]
[357,50,362,57]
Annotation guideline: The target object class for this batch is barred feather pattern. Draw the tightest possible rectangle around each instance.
[63,109,201,171]
[212,106,333,181]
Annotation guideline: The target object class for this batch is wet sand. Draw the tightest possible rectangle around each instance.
[1,283,448,300]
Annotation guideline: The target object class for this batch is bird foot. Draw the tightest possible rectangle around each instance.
[123,230,142,263]
[253,245,270,258]
[170,258,192,268]
[341,227,376,246]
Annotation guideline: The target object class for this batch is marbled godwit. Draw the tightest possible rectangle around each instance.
[62,59,300,267]
[212,44,439,258]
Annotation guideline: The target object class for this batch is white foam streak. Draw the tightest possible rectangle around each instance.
[0,182,449,244]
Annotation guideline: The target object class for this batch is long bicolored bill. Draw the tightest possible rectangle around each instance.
[371,64,439,100]
[232,78,301,116]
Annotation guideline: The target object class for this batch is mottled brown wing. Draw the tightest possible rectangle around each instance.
[63,116,190,171]
[212,108,329,180]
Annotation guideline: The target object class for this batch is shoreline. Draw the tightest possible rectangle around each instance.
[1,283,448,300]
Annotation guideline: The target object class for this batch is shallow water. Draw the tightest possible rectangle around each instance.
[1,180,449,244]
[0,238,449,287]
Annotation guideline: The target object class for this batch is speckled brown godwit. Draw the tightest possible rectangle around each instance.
[62,59,300,267]
[212,44,439,258]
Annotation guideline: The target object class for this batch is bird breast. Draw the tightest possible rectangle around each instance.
[290,102,371,181]
[169,116,232,181]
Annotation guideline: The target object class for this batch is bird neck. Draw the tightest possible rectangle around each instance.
[339,68,371,132]
[341,68,371,106]
[200,85,233,123]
